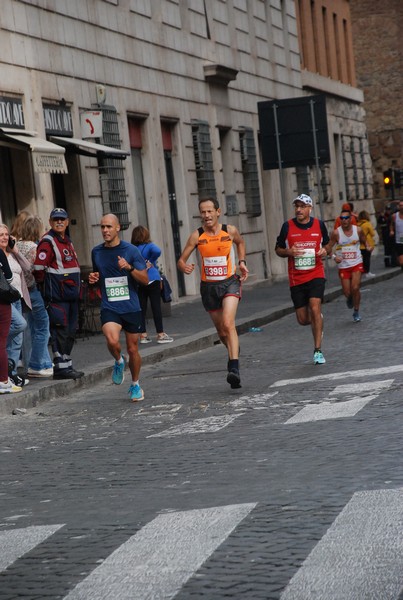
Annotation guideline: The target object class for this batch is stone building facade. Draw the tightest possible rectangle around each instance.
[0,0,374,296]
[350,0,403,204]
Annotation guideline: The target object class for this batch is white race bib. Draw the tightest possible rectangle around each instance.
[294,248,315,270]
[342,250,357,260]
[204,256,228,280]
[105,276,130,301]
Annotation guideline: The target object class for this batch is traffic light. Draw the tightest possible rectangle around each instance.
[383,169,393,189]
[394,168,403,189]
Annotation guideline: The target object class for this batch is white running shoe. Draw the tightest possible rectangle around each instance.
[0,379,22,394]
[27,368,54,378]
[157,333,174,344]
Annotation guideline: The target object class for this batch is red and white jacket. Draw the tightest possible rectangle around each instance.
[34,230,81,302]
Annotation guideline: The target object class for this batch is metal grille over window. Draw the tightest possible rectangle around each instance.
[359,137,369,199]
[191,120,216,200]
[342,135,350,201]
[350,137,359,200]
[98,105,130,230]
[239,127,261,217]
[295,165,311,197]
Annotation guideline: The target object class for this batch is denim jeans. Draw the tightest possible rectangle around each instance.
[22,287,53,371]
[6,300,27,375]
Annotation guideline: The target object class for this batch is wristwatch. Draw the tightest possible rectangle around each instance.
[128,265,134,272]
[238,259,247,266]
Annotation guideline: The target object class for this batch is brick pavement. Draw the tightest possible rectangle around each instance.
[0,253,400,416]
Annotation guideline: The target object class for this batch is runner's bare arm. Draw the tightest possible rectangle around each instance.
[324,229,339,255]
[228,225,249,281]
[325,230,342,262]
[177,231,199,275]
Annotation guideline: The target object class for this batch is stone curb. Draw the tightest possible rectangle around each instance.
[1,267,400,417]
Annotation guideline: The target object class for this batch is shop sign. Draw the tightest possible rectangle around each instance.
[32,151,68,174]
[43,104,73,136]
[80,111,103,138]
[0,97,24,128]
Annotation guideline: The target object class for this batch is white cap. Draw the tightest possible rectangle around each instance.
[293,194,313,207]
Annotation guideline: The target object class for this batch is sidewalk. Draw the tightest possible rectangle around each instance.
[1,254,400,416]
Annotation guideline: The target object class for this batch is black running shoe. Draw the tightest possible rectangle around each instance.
[10,373,28,387]
[53,369,84,380]
[227,369,242,389]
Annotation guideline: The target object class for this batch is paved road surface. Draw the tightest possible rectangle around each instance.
[0,274,402,599]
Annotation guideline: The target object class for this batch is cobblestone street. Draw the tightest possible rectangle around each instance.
[0,275,402,599]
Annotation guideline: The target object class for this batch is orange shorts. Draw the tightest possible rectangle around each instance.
[338,264,364,280]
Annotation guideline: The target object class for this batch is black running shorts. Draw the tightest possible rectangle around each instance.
[101,308,143,333]
[200,275,241,312]
[290,278,326,310]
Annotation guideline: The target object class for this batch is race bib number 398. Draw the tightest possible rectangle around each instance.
[204,256,228,280]
[105,276,130,301]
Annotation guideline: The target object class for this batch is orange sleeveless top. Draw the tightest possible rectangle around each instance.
[197,224,236,282]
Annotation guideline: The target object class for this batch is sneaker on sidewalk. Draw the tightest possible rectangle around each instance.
[313,350,326,365]
[53,369,84,380]
[353,311,361,322]
[112,355,126,385]
[157,333,174,344]
[10,373,29,387]
[0,379,22,394]
[140,336,152,344]
[227,369,242,389]
[129,383,144,402]
[346,295,353,309]
[27,367,53,378]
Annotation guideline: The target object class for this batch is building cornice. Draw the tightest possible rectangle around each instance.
[301,70,364,104]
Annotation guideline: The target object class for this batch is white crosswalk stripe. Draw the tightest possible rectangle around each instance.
[285,379,394,424]
[271,364,403,388]
[63,503,256,600]
[0,524,64,571]
[280,488,403,600]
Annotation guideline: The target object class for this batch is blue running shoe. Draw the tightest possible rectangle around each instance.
[129,383,144,402]
[353,311,361,322]
[346,296,353,309]
[313,350,326,365]
[112,355,126,385]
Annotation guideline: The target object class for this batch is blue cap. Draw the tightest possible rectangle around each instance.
[50,207,68,219]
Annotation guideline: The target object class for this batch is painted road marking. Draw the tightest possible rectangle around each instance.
[328,380,394,396]
[285,396,378,424]
[280,488,403,600]
[147,414,239,437]
[0,524,64,571]
[229,391,278,410]
[63,503,256,600]
[271,364,403,387]
[285,379,394,424]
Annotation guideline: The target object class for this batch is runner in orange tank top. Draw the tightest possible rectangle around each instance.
[177,198,249,389]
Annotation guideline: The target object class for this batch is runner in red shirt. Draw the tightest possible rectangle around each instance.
[275,194,329,365]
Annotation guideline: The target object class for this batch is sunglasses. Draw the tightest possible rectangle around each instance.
[340,215,350,220]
